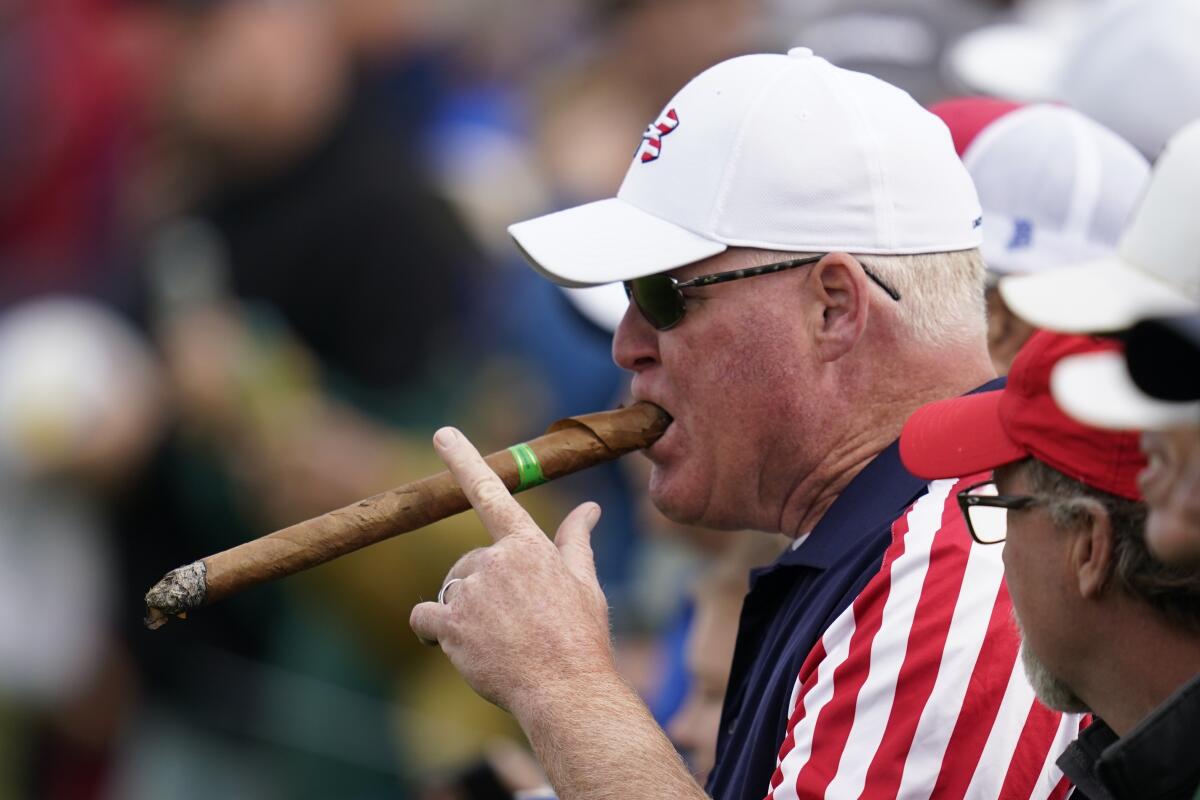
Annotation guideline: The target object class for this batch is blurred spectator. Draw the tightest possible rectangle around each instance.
[765,0,1007,105]
[0,297,166,798]
[999,119,1200,334]
[1055,0,1200,160]
[943,0,1200,161]
[1138,425,1200,568]
[143,0,481,399]
[930,97,1149,373]
[942,0,1091,102]
[106,1,580,794]
[0,0,165,307]
[900,331,1200,799]
[1049,315,1200,567]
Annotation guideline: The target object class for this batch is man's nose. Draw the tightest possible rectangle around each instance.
[613,301,660,373]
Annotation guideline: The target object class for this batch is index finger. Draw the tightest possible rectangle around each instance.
[434,427,536,541]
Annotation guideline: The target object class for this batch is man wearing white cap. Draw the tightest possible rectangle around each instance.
[1000,119,1200,336]
[411,50,1082,799]
[929,97,1150,375]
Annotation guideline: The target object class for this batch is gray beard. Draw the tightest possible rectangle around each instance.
[1019,644,1091,713]
[1012,611,1091,714]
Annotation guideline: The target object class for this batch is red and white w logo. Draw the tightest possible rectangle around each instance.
[637,108,679,163]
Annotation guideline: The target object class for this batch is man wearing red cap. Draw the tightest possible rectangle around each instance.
[901,331,1200,799]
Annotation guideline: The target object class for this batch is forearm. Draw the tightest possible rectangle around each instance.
[515,669,709,800]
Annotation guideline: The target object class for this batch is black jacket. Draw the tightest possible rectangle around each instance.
[1059,673,1200,799]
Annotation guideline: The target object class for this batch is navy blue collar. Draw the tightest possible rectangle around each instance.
[769,377,1007,572]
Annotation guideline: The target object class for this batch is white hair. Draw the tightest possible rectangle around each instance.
[855,249,988,347]
[742,247,988,347]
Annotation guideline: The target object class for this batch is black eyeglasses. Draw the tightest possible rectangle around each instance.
[957,480,1044,544]
[622,255,902,331]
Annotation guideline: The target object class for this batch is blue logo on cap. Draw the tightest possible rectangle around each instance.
[1007,218,1033,250]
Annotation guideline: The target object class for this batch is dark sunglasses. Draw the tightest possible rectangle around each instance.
[623,254,902,331]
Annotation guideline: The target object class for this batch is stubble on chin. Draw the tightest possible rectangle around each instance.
[1012,610,1091,714]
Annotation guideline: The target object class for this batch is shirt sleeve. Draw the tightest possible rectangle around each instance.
[764,478,1085,800]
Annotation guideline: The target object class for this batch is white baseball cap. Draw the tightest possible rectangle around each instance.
[1051,351,1199,431]
[930,99,1149,277]
[509,48,982,287]
[1051,313,1200,431]
[1000,118,1200,334]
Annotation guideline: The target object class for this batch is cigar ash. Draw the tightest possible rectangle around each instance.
[144,560,207,629]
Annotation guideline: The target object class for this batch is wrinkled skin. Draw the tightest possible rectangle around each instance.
[409,427,613,716]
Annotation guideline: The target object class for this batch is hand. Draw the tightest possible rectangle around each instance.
[410,427,614,716]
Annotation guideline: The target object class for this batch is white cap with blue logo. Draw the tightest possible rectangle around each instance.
[1001,118,1200,334]
[940,102,1151,277]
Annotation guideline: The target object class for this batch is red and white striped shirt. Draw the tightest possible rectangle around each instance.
[765,476,1085,799]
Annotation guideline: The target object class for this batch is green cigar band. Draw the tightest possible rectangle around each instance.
[508,443,547,492]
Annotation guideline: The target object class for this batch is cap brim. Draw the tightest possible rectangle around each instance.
[999,257,1199,333]
[1051,351,1200,430]
[507,198,727,287]
[899,390,1026,480]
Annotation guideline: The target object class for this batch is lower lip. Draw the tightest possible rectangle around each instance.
[647,419,677,460]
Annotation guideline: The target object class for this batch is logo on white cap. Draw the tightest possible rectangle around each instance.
[508,51,982,288]
[637,108,680,164]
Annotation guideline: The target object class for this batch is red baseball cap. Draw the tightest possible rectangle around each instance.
[928,96,1023,158]
[899,331,1146,500]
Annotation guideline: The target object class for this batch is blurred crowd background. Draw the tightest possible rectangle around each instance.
[0,0,1191,797]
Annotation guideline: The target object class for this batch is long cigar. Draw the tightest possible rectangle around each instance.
[144,402,670,629]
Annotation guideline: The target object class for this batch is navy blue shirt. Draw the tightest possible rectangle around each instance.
[706,379,1004,800]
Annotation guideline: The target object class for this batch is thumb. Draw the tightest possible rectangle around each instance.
[410,600,448,647]
[554,502,601,584]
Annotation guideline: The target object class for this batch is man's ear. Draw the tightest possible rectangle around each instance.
[1067,498,1116,600]
[808,252,871,362]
